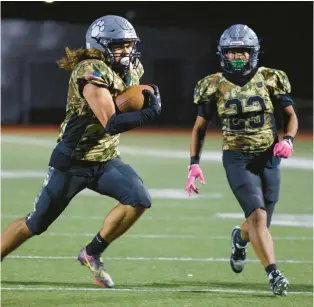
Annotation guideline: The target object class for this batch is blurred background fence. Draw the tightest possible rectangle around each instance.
[1,2,313,130]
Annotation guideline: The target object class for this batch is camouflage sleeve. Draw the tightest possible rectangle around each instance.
[262,67,293,108]
[136,61,144,80]
[193,75,218,105]
[76,59,113,88]
[264,68,291,95]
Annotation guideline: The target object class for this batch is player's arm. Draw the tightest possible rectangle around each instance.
[189,76,217,165]
[268,69,298,157]
[83,83,161,135]
[282,105,298,140]
[185,99,217,197]
[273,104,298,158]
[83,84,115,124]
[190,98,217,164]
[78,61,161,135]
[271,93,298,142]
[185,77,218,196]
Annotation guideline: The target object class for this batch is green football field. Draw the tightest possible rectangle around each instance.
[1,130,313,307]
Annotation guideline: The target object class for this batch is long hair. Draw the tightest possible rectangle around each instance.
[58,47,106,71]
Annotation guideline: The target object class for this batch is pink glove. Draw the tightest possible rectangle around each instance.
[273,139,293,158]
[185,164,206,197]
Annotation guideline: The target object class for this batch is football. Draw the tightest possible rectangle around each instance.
[115,85,154,113]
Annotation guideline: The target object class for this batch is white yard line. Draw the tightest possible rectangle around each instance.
[0,286,312,295]
[2,135,313,170]
[6,255,313,264]
[1,214,218,221]
[0,177,223,199]
[216,213,314,228]
[1,171,47,178]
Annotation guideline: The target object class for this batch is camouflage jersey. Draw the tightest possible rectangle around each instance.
[194,67,291,152]
[56,59,144,163]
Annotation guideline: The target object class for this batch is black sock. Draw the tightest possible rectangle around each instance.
[85,232,110,256]
[265,263,278,275]
[235,229,248,247]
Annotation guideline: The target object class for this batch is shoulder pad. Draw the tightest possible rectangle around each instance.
[259,67,291,95]
[135,61,144,79]
[194,74,219,105]
[75,59,113,87]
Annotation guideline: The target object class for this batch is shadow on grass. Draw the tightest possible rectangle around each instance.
[119,280,313,293]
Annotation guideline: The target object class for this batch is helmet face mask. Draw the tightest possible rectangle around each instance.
[105,40,140,71]
[86,15,141,72]
[217,24,260,75]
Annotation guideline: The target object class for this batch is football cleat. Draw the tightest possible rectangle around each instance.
[269,269,289,296]
[77,247,114,288]
[230,226,248,273]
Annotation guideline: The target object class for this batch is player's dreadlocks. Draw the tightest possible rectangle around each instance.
[58,47,106,71]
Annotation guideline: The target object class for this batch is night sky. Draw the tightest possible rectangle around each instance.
[2,1,313,99]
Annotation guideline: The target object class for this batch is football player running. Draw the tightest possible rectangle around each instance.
[1,15,161,288]
[185,24,298,296]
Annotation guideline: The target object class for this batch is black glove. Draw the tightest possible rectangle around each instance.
[104,85,161,136]
[142,84,161,116]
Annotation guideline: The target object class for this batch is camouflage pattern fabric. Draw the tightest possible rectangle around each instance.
[194,67,291,152]
[58,59,144,162]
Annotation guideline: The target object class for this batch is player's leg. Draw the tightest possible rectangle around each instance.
[239,220,249,240]
[99,202,146,242]
[224,161,262,273]
[1,167,87,260]
[224,151,288,295]
[238,154,281,239]
[244,166,281,272]
[78,157,151,288]
[262,167,281,228]
[224,151,274,273]
[90,157,150,243]
[247,208,276,268]
[223,151,255,273]
[262,166,288,295]
[1,217,33,260]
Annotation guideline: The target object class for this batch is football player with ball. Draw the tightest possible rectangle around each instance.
[185,24,298,296]
[1,15,161,288]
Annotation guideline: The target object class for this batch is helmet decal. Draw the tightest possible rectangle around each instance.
[91,20,105,39]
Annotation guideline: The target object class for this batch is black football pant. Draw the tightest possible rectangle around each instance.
[26,157,151,235]
[223,148,281,228]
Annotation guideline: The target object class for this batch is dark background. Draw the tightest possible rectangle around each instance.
[1,1,313,128]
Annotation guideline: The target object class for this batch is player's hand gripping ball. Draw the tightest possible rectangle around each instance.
[115,85,154,113]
